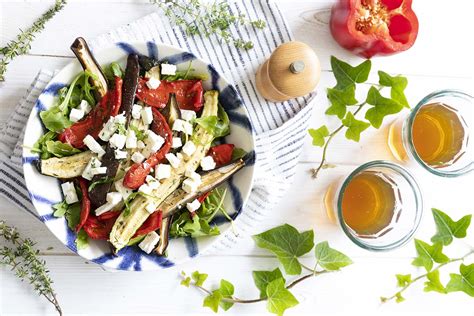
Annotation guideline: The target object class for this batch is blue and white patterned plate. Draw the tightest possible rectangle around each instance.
[22,41,256,271]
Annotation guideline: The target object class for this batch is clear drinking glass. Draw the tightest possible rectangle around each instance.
[324,161,423,251]
[388,90,473,177]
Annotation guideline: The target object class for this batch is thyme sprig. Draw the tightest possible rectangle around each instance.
[0,0,67,81]
[0,221,62,315]
[150,0,266,50]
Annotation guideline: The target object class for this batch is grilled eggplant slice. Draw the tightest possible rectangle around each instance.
[38,151,96,179]
[109,90,219,251]
[138,55,159,72]
[155,216,172,256]
[161,93,180,127]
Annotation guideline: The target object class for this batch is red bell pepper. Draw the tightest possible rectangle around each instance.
[123,108,173,189]
[208,144,235,167]
[83,212,120,240]
[59,77,123,148]
[330,0,418,58]
[75,178,91,232]
[133,211,163,237]
[97,210,121,221]
[136,79,204,111]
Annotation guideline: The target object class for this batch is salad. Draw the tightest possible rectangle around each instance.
[33,38,247,256]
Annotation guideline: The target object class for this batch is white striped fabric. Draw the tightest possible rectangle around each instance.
[0,0,316,252]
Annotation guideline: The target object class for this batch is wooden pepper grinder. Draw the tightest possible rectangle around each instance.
[256,41,321,102]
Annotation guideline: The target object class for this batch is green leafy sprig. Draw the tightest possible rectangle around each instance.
[308,56,409,178]
[0,221,62,315]
[381,208,473,302]
[180,224,352,315]
[0,0,67,81]
[150,0,266,50]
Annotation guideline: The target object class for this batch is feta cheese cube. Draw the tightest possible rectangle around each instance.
[182,141,196,156]
[115,112,127,125]
[94,192,122,216]
[148,180,160,190]
[165,153,181,168]
[132,104,142,120]
[142,130,165,157]
[182,178,199,193]
[69,108,85,122]
[139,231,160,254]
[131,151,146,163]
[114,178,133,200]
[137,140,146,149]
[79,100,92,114]
[61,181,78,204]
[146,77,161,90]
[161,63,177,75]
[141,107,153,125]
[109,133,127,149]
[200,156,216,171]
[155,164,171,180]
[91,166,107,175]
[171,137,182,149]
[186,199,201,212]
[138,183,153,195]
[185,169,201,183]
[145,202,158,214]
[146,175,155,184]
[115,149,128,160]
[82,157,102,180]
[182,121,193,135]
[172,119,185,132]
[99,117,118,141]
[83,135,105,157]
[126,130,137,149]
[180,109,196,121]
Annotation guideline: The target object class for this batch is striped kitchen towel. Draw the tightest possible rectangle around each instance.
[0,0,316,252]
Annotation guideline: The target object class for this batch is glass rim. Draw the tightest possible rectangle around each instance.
[404,89,474,177]
[336,160,423,251]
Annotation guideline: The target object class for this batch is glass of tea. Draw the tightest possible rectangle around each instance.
[324,161,423,251]
[388,90,473,177]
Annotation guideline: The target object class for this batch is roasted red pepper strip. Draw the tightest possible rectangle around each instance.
[123,108,173,189]
[83,212,120,240]
[76,178,91,232]
[330,0,418,58]
[58,77,123,148]
[208,144,235,167]
[97,210,121,221]
[133,211,163,237]
[136,78,204,111]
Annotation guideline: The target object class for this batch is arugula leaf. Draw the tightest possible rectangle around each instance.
[127,235,146,246]
[331,56,371,90]
[32,131,57,159]
[52,200,68,217]
[325,86,358,119]
[76,229,88,250]
[203,290,222,313]
[253,224,314,275]
[104,62,124,81]
[431,208,472,246]
[218,279,235,311]
[424,270,446,293]
[45,140,80,157]
[396,274,412,287]
[40,108,72,133]
[365,87,404,128]
[446,264,474,297]
[266,278,299,316]
[342,112,370,142]
[231,147,247,161]
[308,126,329,147]
[88,177,113,192]
[170,212,220,238]
[378,71,409,108]
[314,241,352,271]
[192,271,208,287]
[252,268,284,298]
[65,203,81,231]
[195,104,230,139]
[411,239,449,271]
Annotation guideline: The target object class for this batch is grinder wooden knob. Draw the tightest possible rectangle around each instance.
[256,41,321,102]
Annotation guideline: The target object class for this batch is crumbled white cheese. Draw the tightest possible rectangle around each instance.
[146,175,160,189]
[138,183,153,195]
[115,149,128,160]
[142,130,165,157]
[115,112,127,125]
[141,107,153,125]
[82,157,102,180]
[83,135,105,157]
[139,231,160,254]
[146,77,161,90]
[182,141,196,156]
[95,192,122,216]
[91,166,107,175]
[146,175,155,184]
[155,164,171,180]
[126,130,137,149]
[185,169,201,183]
[165,153,181,168]
[186,199,201,212]
[200,156,216,171]
[132,104,142,120]
[109,133,127,149]
[131,151,146,163]
[69,108,85,122]
[182,178,199,193]
[180,109,196,121]
[79,100,92,114]
[99,117,118,141]
[171,137,182,149]
[114,178,133,200]
[172,119,193,135]
[137,140,146,149]
[145,202,158,214]
[161,63,177,76]
[182,121,193,135]
[61,182,78,204]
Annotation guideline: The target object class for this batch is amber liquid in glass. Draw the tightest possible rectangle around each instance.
[341,171,397,236]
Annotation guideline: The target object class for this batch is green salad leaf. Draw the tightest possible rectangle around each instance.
[76,229,89,250]
[431,208,472,246]
[231,147,247,161]
[104,62,124,81]
[195,104,230,139]
[52,200,68,217]
[65,203,81,231]
[45,140,80,157]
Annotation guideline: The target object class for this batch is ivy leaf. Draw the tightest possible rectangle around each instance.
[308,126,329,147]
[365,87,404,128]
[253,224,314,275]
[342,112,370,142]
[203,290,223,313]
[396,274,412,287]
[314,241,353,271]
[181,277,191,287]
[52,200,68,217]
[218,279,235,311]
[378,71,409,108]
[411,239,449,271]
[266,278,299,316]
[253,268,284,298]
[75,229,88,250]
[395,292,405,303]
[424,270,446,293]
[325,86,358,119]
[192,271,208,287]
[431,208,472,246]
[331,56,371,90]
[446,264,474,297]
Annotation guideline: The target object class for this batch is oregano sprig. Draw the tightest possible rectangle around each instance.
[180,224,352,315]
[381,208,473,302]
[308,56,409,178]
[0,220,62,315]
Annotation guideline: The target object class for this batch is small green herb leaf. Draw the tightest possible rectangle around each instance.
[431,208,472,246]
[195,105,230,139]
[45,140,81,157]
[253,224,314,275]
[424,270,446,293]
[252,268,284,298]
[52,200,68,217]
[218,279,235,311]
[331,56,371,90]
[88,177,113,192]
[446,264,474,297]
[203,290,223,313]
[365,87,404,128]
[192,271,208,287]
[75,229,88,250]
[65,203,81,231]
[314,241,353,271]
[396,274,412,287]
[411,239,449,272]
[308,126,329,147]
[266,278,299,316]
[325,86,358,119]
[378,71,409,108]
[342,112,370,142]
[231,147,247,161]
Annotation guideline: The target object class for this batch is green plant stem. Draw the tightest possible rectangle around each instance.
[381,250,474,303]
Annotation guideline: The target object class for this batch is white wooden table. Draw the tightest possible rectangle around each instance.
[1,1,473,315]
